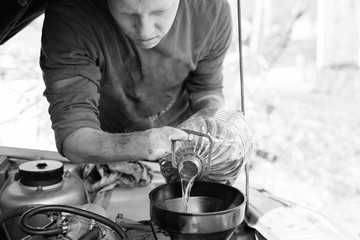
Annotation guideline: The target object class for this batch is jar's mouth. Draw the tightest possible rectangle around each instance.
[178,155,202,181]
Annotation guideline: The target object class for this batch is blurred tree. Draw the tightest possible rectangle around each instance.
[316,0,360,99]
[250,0,310,66]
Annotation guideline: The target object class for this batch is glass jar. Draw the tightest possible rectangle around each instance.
[159,107,252,185]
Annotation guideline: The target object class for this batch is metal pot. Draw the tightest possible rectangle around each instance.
[149,181,246,240]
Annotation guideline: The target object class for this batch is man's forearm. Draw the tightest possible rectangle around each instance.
[62,126,189,164]
[62,127,149,164]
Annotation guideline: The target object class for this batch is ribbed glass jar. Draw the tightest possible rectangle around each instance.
[159,107,252,185]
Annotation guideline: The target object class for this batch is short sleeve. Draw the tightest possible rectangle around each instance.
[186,0,232,111]
[40,0,102,155]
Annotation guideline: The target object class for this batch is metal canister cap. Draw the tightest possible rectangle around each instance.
[19,160,64,187]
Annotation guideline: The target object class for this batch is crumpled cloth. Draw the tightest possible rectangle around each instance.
[80,162,153,209]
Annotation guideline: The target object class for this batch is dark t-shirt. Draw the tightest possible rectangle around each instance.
[40,0,232,154]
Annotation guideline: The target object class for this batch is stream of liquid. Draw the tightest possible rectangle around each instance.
[178,161,199,212]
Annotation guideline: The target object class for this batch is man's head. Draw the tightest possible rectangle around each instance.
[108,0,180,49]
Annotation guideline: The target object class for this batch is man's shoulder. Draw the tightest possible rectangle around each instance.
[185,0,230,12]
[45,0,109,33]
[183,0,230,21]
[46,0,105,16]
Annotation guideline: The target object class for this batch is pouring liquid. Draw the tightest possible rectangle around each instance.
[178,161,200,213]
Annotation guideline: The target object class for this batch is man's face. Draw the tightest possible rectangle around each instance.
[108,0,180,49]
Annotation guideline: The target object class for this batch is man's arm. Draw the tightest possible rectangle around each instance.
[186,0,232,112]
[189,89,225,112]
[62,126,189,164]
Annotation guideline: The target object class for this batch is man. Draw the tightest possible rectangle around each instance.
[40,0,232,164]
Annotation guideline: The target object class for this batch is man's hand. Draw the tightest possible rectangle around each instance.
[140,126,189,161]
